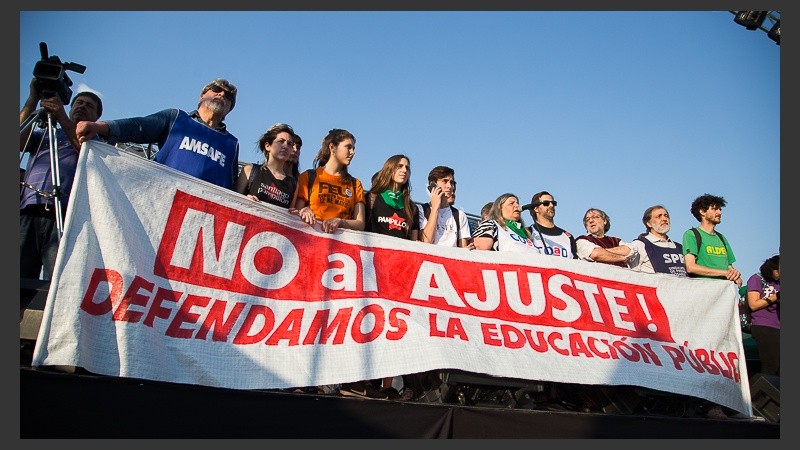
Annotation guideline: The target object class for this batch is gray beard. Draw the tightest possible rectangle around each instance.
[653,224,671,235]
[203,98,227,114]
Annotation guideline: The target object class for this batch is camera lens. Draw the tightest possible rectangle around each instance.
[33,61,63,81]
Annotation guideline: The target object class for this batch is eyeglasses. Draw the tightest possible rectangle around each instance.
[208,84,235,103]
[535,200,557,207]
[584,214,602,222]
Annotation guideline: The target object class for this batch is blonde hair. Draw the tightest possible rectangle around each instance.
[490,193,527,232]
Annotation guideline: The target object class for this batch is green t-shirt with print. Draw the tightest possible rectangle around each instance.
[681,227,736,278]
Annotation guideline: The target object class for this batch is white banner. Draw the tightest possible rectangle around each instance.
[32,141,752,416]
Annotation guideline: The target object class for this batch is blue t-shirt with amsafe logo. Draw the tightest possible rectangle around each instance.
[107,108,239,189]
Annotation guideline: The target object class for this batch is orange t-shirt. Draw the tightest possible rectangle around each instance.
[296,168,365,220]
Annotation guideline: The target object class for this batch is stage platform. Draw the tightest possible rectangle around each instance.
[19,283,779,439]
[19,367,778,438]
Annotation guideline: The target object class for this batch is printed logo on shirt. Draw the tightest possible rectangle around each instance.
[661,253,685,265]
[317,181,355,208]
[178,136,227,167]
[703,245,728,256]
[257,182,291,206]
[318,182,352,198]
[532,238,569,257]
[509,233,535,247]
[378,213,407,231]
[669,266,687,277]
[544,246,570,257]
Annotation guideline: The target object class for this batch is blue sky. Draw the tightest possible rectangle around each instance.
[20,10,779,279]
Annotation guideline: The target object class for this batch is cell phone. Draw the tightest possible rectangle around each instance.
[428,181,437,193]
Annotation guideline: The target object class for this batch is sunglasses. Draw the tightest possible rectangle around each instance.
[535,200,557,207]
[208,84,235,102]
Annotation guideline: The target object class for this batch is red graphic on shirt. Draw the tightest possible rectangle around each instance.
[388,213,405,231]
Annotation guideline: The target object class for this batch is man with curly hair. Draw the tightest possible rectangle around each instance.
[681,193,742,286]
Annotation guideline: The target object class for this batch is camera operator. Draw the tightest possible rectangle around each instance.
[19,78,103,311]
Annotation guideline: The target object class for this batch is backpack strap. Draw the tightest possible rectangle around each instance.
[693,227,729,254]
[305,168,316,199]
[365,192,377,228]
[717,231,729,253]
[246,164,260,193]
[451,206,461,244]
[422,203,462,245]
[692,227,702,254]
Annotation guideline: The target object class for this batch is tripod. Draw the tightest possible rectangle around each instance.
[20,107,66,238]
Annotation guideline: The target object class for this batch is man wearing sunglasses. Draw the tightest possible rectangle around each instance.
[522,191,577,258]
[76,78,239,189]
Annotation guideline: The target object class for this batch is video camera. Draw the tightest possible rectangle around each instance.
[32,42,86,105]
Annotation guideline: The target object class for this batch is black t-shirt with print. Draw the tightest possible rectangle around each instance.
[366,194,419,239]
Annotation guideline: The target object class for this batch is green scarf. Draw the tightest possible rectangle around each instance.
[505,219,528,239]
[381,189,404,210]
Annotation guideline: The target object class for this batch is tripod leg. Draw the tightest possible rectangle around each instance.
[19,108,48,137]
[45,113,65,238]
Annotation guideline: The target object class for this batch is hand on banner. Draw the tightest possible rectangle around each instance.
[321,217,345,234]
[296,206,317,227]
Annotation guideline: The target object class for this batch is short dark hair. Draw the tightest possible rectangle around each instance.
[690,193,726,222]
[72,91,103,117]
[530,191,552,206]
[524,191,552,217]
[427,165,455,185]
[256,123,294,161]
[760,254,780,281]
